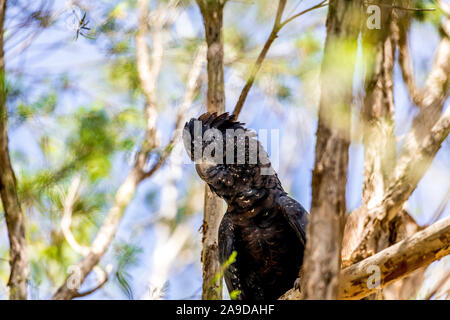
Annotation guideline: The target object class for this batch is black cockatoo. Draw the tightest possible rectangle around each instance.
[183,112,308,300]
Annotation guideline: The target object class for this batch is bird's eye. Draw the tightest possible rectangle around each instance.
[262,211,269,217]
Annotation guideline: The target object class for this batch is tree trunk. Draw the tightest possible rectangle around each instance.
[301,0,362,300]
[196,0,226,300]
[0,0,29,300]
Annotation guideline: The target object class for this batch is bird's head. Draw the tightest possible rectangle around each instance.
[183,112,280,205]
[183,112,246,182]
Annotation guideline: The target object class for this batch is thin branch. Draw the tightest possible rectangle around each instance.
[61,175,90,256]
[232,0,328,117]
[5,4,66,58]
[61,177,111,298]
[144,224,192,299]
[282,216,450,300]
[52,168,143,300]
[72,266,110,299]
[279,0,328,28]
[397,16,450,109]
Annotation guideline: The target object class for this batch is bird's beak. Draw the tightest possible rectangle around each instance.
[195,160,216,182]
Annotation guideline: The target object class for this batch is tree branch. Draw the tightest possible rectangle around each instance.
[61,175,90,256]
[232,0,286,118]
[281,216,450,300]
[339,216,450,300]
[406,18,450,141]
[72,266,110,299]
[232,0,328,117]
[0,0,29,300]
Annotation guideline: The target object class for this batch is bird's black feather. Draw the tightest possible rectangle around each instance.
[183,112,309,300]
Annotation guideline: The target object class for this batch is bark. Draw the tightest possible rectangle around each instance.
[196,0,226,300]
[301,0,362,300]
[0,0,29,300]
[281,216,450,300]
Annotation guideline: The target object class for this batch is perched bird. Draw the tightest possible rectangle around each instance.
[183,112,308,300]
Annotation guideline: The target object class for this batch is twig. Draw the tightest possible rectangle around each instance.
[73,266,110,298]
[232,0,328,117]
[280,0,328,28]
[61,175,90,256]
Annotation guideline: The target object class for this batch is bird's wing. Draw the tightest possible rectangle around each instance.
[276,195,309,246]
[218,212,244,300]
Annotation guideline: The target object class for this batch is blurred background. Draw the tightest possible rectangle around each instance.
[0,0,448,299]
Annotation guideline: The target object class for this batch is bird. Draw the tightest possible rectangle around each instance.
[182,112,309,300]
